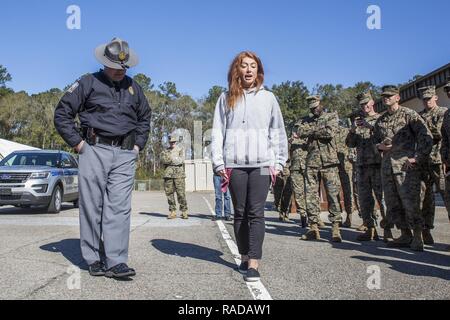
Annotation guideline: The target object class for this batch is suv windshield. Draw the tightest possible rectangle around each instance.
[0,153,59,167]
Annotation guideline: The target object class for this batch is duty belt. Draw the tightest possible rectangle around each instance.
[96,135,124,147]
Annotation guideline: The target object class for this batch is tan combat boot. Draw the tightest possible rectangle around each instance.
[422,229,434,245]
[167,211,177,219]
[383,228,393,243]
[410,227,424,252]
[357,227,379,242]
[343,214,352,228]
[283,213,292,223]
[317,218,326,229]
[387,229,413,248]
[300,223,320,240]
[181,211,189,220]
[357,222,368,232]
[331,222,342,243]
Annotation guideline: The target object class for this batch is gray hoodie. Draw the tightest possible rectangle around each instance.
[211,87,288,173]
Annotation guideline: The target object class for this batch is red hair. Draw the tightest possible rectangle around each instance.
[227,51,265,109]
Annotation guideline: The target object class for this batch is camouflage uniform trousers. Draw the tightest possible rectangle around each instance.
[357,165,387,228]
[338,162,359,215]
[305,165,343,224]
[381,168,426,230]
[164,178,188,212]
[273,176,286,209]
[287,170,307,218]
[423,164,450,229]
[445,175,450,222]
[279,176,293,214]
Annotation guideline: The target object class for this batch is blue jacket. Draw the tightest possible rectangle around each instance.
[54,70,151,150]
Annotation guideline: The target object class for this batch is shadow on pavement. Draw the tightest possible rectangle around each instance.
[0,205,74,215]
[40,238,88,270]
[325,228,450,280]
[151,239,236,270]
[139,211,224,221]
[265,213,450,280]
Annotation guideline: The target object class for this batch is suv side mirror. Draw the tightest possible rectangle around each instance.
[62,162,73,169]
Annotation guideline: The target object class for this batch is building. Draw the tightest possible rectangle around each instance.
[376,62,450,112]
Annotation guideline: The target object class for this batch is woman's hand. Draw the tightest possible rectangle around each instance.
[218,170,229,180]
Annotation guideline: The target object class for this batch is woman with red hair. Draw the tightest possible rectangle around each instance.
[211,51,288,282]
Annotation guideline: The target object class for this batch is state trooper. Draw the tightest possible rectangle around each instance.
[54,38,151,278]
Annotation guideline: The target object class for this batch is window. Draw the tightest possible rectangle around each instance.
[60,154,74,168]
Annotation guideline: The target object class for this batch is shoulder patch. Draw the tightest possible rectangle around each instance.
[66,81,80,94]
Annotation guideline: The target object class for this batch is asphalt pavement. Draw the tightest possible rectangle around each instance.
[0,191,448,300]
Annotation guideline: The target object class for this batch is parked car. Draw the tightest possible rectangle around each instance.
[0,150,79,213]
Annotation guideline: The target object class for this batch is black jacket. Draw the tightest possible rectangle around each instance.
[54,71,151,150]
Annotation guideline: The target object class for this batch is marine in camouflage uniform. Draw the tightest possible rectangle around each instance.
[273,169,286,212]
[346,92,387,241]
[418,85,450,245]
[161,136,188,219]
[297,95,343,242]
[282,131,311,228]
[373,85,433,251]
[441,77,450,214]
[439,78,450,252]
[335,123,360,227]
[278,159,293,222]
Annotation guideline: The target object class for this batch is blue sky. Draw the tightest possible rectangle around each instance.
[1,0,449,99]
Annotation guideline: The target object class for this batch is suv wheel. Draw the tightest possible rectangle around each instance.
[47,185,63,214]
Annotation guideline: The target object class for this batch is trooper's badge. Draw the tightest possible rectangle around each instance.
[119,51,126,61]
[129,86,134,96]
[66,81,79,94]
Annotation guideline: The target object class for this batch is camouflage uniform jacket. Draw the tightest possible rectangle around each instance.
[290,120,309,171]
[161,145,186,179]
[440,109,450,166]
[345,113,382,167]
[373,106,433,174]
[297,112,340,168]
[419,105,447,165]
[335,126,357,167]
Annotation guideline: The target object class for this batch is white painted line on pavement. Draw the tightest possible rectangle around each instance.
[202,196,273,301]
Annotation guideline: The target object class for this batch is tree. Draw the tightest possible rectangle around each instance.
[0,65,12,87]
[197,85,226,130]
[271,81,310,128]
[159,82,181,99]
[133,73,154,92]
[0,65,13,97]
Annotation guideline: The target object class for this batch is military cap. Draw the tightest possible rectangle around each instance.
[306,95,321,109]
[169,136,178,143]
[444,76,450,92]
[418,85,436,99]
[381,85,399,97]
[356,91,373,105]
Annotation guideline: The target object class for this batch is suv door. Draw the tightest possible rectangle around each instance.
[60,153,77,197]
